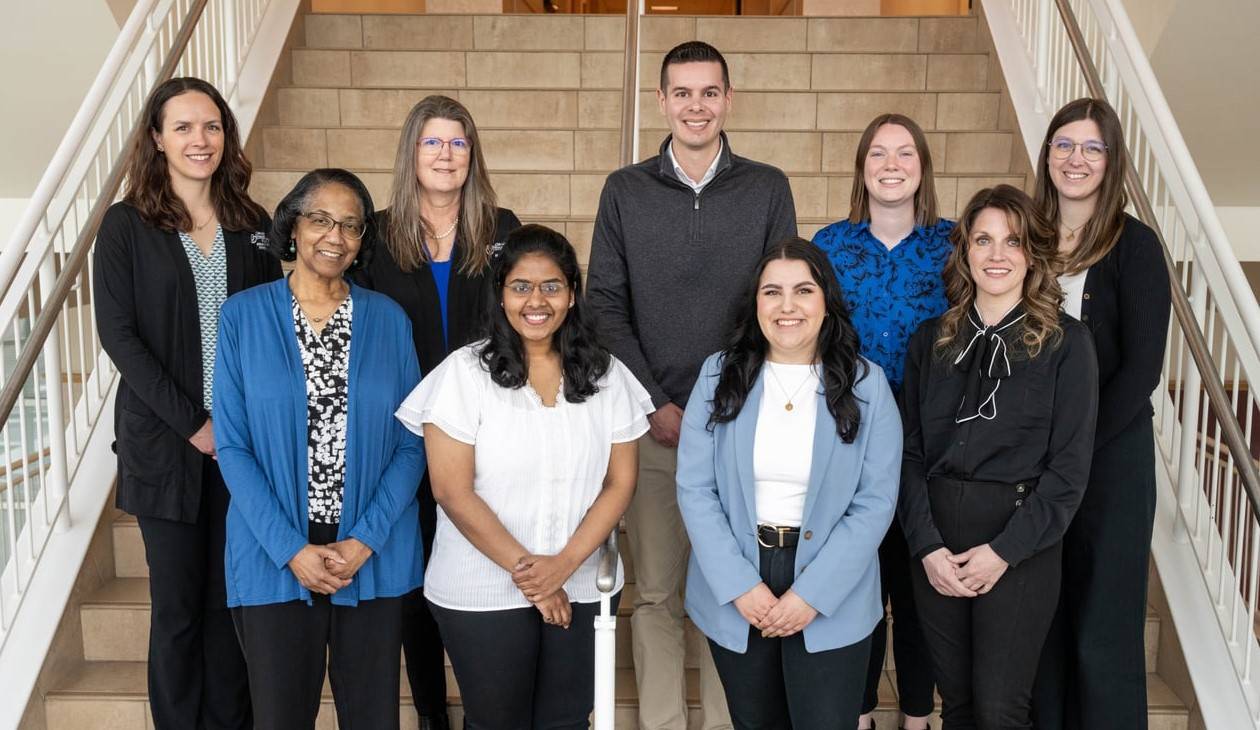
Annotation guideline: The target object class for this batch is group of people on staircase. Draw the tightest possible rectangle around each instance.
[94,36,1169,730]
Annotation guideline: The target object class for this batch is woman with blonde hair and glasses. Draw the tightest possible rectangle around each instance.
[1031,98,1171,730]
[354,94,520,729]
[899,185,1097,729]
[812,112,952,730]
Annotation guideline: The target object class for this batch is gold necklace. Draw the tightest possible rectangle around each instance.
[766,362,816,412]
[1061,220,1087,242]
[297,289,348,324]
[193,210,215,231]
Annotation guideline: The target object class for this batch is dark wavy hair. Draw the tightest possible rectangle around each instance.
[269,168,377,273]
[709,238,870,443]
[123,77,267,232]
[477,224,611,403]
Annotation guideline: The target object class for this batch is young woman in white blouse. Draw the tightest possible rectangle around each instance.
[396,224,652,729]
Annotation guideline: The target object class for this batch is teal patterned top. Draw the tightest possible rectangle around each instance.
[178,227,227,412]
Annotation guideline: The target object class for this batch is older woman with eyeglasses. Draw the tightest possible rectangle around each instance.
[354,94,520,730]
[214,168,426,730]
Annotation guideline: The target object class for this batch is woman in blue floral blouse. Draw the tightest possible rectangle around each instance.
[812,113,953,730]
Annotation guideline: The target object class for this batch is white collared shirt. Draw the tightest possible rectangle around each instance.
[668,139,723,193]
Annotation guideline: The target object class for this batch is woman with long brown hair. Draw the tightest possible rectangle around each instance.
[354,93,520,729]
[1030,98,1171,730]
[898,185,1097,729]
[812,112,950,730]
[93,76,280,729]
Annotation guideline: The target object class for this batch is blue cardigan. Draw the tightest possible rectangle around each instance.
[677,353,902,653]
[213,278,426,607]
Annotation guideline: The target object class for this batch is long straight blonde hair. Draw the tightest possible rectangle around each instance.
[385,95,499,274]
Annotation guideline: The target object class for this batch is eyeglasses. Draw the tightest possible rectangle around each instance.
[418,136,471,156]
[300,211,367,240]
[505,281,567,297]
[1048,137,1108,162]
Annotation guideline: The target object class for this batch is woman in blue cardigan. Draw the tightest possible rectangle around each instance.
[677,238,902,729]
[213,168,426,730]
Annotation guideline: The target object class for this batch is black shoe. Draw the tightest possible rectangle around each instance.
[419,711,452,730]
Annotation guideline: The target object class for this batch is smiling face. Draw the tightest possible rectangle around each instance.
[151,91,223,186]
[756,258,826,364]
[501,252,574,348]
[966,206,1029,311]
[1047,118,1107,205]
[657,61,732,156]
[292,182,364,283]
[414,117,471,196]
[863,123,922,209]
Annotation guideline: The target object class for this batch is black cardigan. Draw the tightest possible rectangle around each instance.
[1076,214,1171,451]
[93,202,281,523]
[354,207,520,375]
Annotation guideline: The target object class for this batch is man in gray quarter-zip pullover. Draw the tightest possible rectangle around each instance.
[586,41,796,730]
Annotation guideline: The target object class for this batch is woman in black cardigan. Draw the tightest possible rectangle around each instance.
[93,77,280,729]
[1030,98,1172,729]
[354,94,519,730]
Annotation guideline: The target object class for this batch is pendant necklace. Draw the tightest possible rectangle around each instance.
[1061,220,1086,243]
[766,362,815,412]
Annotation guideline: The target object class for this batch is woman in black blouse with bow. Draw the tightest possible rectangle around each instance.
[899,185,1098,730]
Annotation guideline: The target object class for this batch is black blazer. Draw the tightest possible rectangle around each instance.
[93,202,281,523]
[1076,214,1171,450]
[355,207,520,375]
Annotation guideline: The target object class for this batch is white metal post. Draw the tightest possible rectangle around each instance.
[592,591,616,730]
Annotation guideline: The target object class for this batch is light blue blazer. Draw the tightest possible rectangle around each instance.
[677,352,902,653]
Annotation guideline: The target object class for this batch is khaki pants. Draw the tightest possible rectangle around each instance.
[625,434,732,730]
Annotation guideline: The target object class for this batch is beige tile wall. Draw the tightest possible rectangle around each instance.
[252,12,1035,263]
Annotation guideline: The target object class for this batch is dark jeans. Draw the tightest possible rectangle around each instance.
[708,543,871,730]
[430,593,620,730]
[862,519,936,716]
[911,478,1061,730]
[1033,416,1157,729]
[231,521,404,730]
[402,473,447,718]
[137,456,251,730]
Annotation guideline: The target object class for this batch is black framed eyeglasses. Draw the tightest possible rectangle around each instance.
[300,211,367,240]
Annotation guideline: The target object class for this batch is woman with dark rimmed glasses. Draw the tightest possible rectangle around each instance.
[214,168,425,730]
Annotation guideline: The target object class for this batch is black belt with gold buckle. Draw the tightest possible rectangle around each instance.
[756,524,800,549]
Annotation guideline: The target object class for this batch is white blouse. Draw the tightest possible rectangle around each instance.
[395,344,653,611]
[753,362,819,527]
[1058,268,1089,320]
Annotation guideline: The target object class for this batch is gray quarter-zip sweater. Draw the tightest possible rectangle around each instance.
[587,133,798,408]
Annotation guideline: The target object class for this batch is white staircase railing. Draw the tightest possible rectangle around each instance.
[0,1,299,726]
[984,0,1260,726]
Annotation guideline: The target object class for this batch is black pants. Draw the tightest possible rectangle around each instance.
[708,543,871,730]
[136,456,251,730]
[911,478,1061,730]
[402,473,447,718]
[861,519,936,716]
[231,521,404,730]
[1032,417,1157,729]
[430,594,619,730]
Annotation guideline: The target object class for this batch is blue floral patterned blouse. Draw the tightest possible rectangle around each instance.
[812,218,955,393]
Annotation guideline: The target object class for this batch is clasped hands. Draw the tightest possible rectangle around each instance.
[733,584,818,638]
[513,552,580,629]
[922,543,1008,598]
[287,538,373,595]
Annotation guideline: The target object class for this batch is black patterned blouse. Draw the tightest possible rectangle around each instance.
[292,294,353,525]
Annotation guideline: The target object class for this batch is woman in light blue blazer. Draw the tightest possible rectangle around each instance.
[677,238,902,730]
